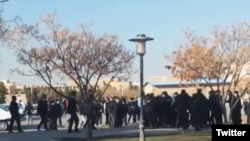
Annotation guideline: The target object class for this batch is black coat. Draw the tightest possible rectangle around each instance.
[67,97,77,114]
[37,99,48,116]
[48,103,61,118]
[9,101,20,118]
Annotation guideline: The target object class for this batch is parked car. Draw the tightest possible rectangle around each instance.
[17,103,26,117]
[0,103,27,131]
[0,103,26,117]
[0,106,11,131]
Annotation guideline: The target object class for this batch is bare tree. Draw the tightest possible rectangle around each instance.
[10,13,135,138]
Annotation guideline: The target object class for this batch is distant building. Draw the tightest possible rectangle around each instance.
[66,78,137,91]
[144,76,231,97]
[5,94,27,104]
[1,79,27,104]
[148,76,177,82]
[2,79,24,94]
[33,78,139,96]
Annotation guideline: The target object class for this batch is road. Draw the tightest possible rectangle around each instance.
[1,114,71,132]
[0,114,199,141]
[0,117,184,141]
[0,126,185,141]
[0,110,245,141]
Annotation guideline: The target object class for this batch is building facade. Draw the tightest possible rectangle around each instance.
[1,80,27,104]
[144,76,232,97]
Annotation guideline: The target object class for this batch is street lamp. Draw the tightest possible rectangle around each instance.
[120,85,124,97]
[129,34,154,141]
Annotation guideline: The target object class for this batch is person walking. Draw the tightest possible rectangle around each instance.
[244,98,250,124]
[24,101,34,125]
[37,94,49,131]
[8,95,23,133]
[56,100,63,127]
[79,100,87,128]
[67,91,79,133]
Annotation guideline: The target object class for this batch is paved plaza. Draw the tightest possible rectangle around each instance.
[0,109,245,141]
[0,114,180,141]
[0,125,182,141]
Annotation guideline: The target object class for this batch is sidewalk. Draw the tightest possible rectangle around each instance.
[0,127,183,141]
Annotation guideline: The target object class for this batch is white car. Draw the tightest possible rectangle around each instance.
[0,103,27,131]
[0,107,11,131]
[0,103,26,117]
[17,103,26,116]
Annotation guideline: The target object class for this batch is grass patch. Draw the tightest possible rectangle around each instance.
[55,132,211,141]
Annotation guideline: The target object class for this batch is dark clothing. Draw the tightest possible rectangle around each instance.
[67,96,79,132]
[209,93,222,125]
[228,94,242,124]
[24,104,34,115]
[37,116,48,130]
[9,100,23,133]
[9,101,20,117]
[48,103,60,130]
[104,101,110,125]
[37,100,48,116]
[95,102,103,126]
[48,103,62,119]
[115,102,123,127]
[244,101,250,124]
[143,95,157,128]
[127,101,138,124]
[68,112,79,132]
[107,100,118,128]
[67,97,78,114]
[159,94,173,126]
[190,92,209,130]
[175,92,191,130]
[37,99,48,130]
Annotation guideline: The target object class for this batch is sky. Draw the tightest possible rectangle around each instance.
[0,0,249,85]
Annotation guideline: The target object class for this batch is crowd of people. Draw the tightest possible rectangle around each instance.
[7,89,250,133]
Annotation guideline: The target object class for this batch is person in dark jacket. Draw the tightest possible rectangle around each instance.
[48,98,59,130]
[79,100,87,128]
[244,98,250,124]
[24,101,34,125]
[175,89,191,132]
[208,90,222,125]
[37,94,49,131]
[127,98,138,125]
[227,91,242,124]
[8,95,23,133]
[107,97,118,128]
[56,100,63,127]
[190,89,209,131]
[67,91,79,133]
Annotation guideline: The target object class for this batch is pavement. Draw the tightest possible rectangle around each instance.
[0,114,213,141]
[0,125,208,141]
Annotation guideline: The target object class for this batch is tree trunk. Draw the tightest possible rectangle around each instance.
[86,118,93,139]
[84,101,94,139]
[83,91,95,139]
[229,108,233,125]
[221,102,228,124]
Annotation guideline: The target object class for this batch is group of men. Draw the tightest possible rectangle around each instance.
[82,89,246,132]
[8,91,79,133]
[7,88,249,133]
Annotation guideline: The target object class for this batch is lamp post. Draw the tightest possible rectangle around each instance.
[30,86,33,104]
[120,85,124,97]
[129,34,154,141]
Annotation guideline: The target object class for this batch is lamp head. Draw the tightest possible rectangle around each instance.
[129,34,154,56]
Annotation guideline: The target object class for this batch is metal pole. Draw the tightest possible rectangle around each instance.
[139,55,145,141]
[122,87,124,97]
[31,87,33,104]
